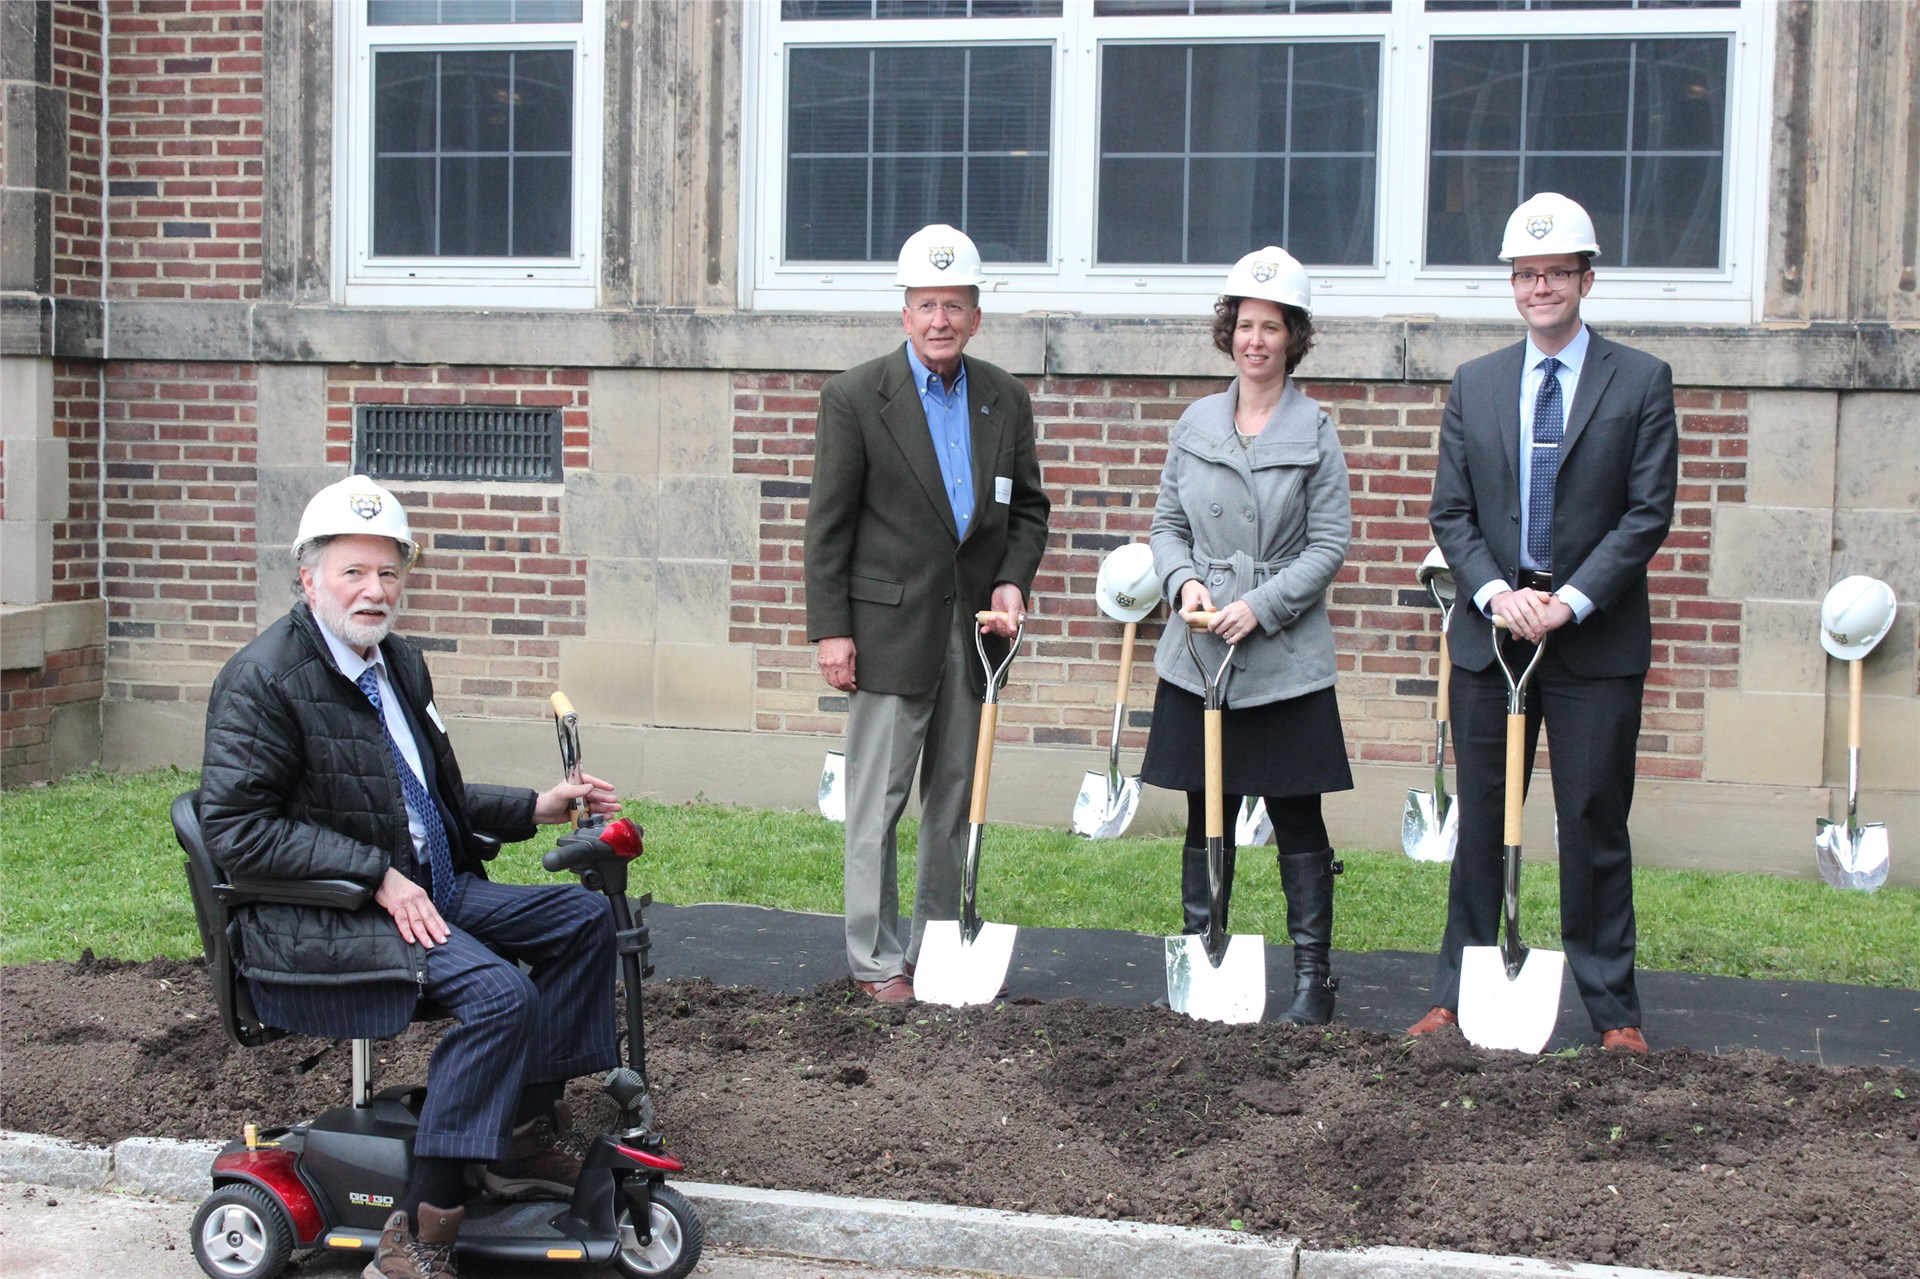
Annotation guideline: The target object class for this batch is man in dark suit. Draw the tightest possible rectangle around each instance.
[1408,193,1678,1055]
[805,224,1051,1003]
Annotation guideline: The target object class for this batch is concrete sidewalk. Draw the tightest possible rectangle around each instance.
[0,1130,1750,1279]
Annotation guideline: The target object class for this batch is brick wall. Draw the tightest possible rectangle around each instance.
[105,0,265,301]
[0,639,107,786]
[52,359,104,603]
[731,374,1751,784]
[53,1,107,298]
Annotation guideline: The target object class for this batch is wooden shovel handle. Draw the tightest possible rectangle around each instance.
[1848,658,1863,753]
[1436,630,1452,722]
[1185,610,1219,630]
[1504,712,1526,846]
[969,703,1000,825]
[1113,620,1138,706]
[550,691,577,718]
[977,610,1014,624]
[1204,707,1224,840]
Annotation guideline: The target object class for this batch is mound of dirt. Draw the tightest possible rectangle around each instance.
[4,956,1916,1279]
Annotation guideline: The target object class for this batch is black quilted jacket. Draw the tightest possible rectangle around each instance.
[198,603,538,988]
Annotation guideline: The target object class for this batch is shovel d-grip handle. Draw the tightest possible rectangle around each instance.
[550,691,586,829]
[968,615,1024,824]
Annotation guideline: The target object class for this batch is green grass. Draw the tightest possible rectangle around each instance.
[3,766,1916,989]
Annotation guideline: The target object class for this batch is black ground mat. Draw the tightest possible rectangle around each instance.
[642,901,1919,1068]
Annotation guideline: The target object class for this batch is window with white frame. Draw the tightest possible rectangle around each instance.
[744,0,1763,322]
[340,0,604,307]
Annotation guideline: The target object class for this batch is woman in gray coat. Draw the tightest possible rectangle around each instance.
[1139,246,1354,1024]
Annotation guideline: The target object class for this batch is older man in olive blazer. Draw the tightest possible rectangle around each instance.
[805,225,1050,1002]
[1412,195,1677,1054]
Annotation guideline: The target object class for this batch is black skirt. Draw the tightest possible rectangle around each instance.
[1138,680,1354,798]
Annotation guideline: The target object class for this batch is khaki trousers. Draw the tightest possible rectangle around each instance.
[841,618,980,982]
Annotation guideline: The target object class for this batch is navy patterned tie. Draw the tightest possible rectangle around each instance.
[357,666,456,912]
[1527,356,1564,571]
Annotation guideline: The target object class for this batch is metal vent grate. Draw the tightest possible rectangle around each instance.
[354,405,562,483]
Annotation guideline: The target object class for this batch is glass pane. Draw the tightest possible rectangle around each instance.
[374,52,437,154]
[871,155,965,253]
[783,0,875,15]
[1524,153,1625,253]
[788,48,872,154]
[1189,45,1290,155]
[1425,153,1517,265]
[1629,154,1719,267]
[1102,46,1186,154]
[439,51,513,151]
[513,50,573,152]
[373,156,436,255]
[439,156,512,255]
[369,0,583,23]
[1291,42,1378,154]
[788,157,871,259]
[1098,157,1185,262]
[969,49,1051,151]
[1633,38,1726,151]
[512,154,572,255]
[1525,41,1629,152]
[1430,41,1522,152]
[1187,157,1285,264]
[786,0,1062,14]
[967,155,1050,262]
[871,48,967,155]
[1287,156,1374,265]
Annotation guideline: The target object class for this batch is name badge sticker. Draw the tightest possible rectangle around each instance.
[995,476,1012,504]
[425,702,447,733]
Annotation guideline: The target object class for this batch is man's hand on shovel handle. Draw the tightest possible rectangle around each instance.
[980,584,1027,637]
[818,636,857,692]
[1491,588,1572,642]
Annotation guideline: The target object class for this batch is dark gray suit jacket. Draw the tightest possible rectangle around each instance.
[1430,329,1678,677]
[805,345,1051,697]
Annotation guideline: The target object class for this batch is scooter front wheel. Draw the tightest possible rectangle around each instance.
[615,1182,705,1279]
[190,1184,294,1279]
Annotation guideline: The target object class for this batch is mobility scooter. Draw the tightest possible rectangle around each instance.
[174,695,703,1279]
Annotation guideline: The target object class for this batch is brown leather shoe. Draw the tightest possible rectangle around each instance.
[856,975,914,1003]
[482,1107,583,1200]
[362,1203,463,1279]
[1406,1006,1459,1036]
[1601,1026,1649,1055]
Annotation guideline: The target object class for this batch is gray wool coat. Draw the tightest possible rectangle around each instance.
[1149,377,1352,707]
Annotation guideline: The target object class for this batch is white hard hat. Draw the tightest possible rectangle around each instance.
[1498,192,1601,261]
[1095,543,1162,623]
[293,474,418,565]
[1819,575,1897,661]
[1416,545,1455,605]
[895,224,985,289]
[1222,246,1312,314]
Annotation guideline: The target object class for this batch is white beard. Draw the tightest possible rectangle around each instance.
[316,595,394,652]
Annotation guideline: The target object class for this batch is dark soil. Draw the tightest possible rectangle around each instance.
[5,956,1917,1279]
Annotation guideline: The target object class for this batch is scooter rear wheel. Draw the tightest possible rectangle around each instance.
[191,1184,294,1279]
[615,1183,704,1279]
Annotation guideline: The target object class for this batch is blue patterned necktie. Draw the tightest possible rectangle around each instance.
[1527,356,1564,571]
[357,666,456,912]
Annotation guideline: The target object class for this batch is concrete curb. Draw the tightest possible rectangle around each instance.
[0,1131,1751,1279]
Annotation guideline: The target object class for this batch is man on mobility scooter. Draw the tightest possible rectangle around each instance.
[199,475,622,1279]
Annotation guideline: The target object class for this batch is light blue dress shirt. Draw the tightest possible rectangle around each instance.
[1472,324,1595,623]
[904,341,975,537]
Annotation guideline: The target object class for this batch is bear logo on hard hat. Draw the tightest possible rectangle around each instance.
[1526,214,1554,240]
[349,493,384,521]
[929,246,954,270]
[1251,260,1278,283]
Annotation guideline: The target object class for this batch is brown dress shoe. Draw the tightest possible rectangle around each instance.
[1601,1027,1649,1055]
[856,975,914,1003]
[1406,1006,1459,1036]
[362,1202,463,1279]
[482,1107,583,1199]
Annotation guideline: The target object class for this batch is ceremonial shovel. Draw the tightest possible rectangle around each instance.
[1815,658,1891,891]
[1403,549,1460,862]
[1072,620,1144,838]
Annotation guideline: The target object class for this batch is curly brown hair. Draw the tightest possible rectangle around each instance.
[1211,296,1316,374]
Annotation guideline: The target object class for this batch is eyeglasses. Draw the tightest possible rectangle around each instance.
[1510,266,1585,289]
[911,301,974,320]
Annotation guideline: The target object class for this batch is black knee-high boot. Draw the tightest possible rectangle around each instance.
[1276,847,1341,1024]
[1180,843,1236,935]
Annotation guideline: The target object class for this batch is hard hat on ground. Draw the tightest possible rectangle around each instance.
[1222,246,1312,314]
[1499,192,1601,261]
[294,474,418,565]
[1819,575,1898,661]
[1095,543,1162,623]
[1417,545,1456,605]
[895,224,985,289]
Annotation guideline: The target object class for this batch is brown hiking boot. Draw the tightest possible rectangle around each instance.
[482,1107,584,1200]
[361,1203,463,1279]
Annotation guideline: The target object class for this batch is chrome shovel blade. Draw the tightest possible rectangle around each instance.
[1401,790,1458,863]
[1074,772,1141,839]
[1163,934,1266,1024]
[818,750,846,822]
[1458,944,1565,1054]
[1235,797,1272,848]
[1815,819,1891,892]
[913,919,1016,1007]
